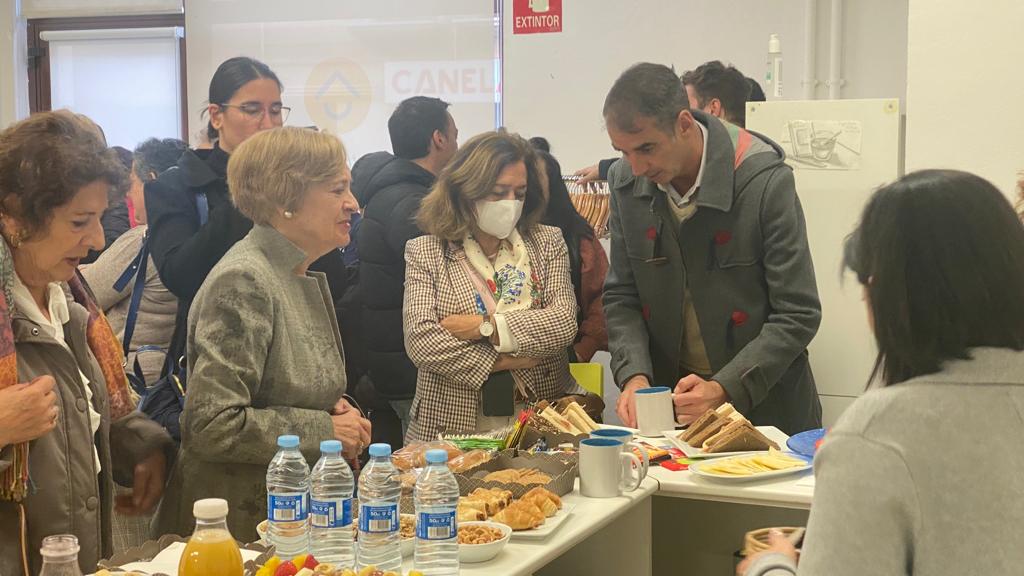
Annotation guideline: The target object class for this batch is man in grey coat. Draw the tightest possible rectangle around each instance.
[603,63,822,435]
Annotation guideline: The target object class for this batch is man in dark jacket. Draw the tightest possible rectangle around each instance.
[353,96,458,435]
[603,63,822,435]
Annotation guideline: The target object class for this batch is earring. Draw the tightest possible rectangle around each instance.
[5,230,25,249]
[283,211,294,219]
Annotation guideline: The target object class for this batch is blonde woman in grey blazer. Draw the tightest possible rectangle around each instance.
[156,127,371,542]
[742,170,1024,576]
[403,131,581,442]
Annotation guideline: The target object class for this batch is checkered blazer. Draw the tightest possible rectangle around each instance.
[403,224,581,441]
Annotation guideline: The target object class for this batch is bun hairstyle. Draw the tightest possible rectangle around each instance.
[206,57,282,141]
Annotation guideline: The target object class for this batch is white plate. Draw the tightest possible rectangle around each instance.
[506,503,575,541]
[597,423,641,434]
[663,425,790,459]
[689,454,812,483]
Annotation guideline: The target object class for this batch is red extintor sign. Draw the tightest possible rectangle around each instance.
[513,0,562,35]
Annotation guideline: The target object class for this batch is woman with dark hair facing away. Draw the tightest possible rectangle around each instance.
[741,169,1024,576]
[532,141,608,362]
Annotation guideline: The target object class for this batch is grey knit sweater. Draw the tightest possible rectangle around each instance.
[748,347,1024,576]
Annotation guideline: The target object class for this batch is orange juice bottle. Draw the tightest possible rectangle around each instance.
[178,498,244,576]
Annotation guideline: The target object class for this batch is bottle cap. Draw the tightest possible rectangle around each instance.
[277,435,300,448]
[40,535,79,558]
[368,443,392,458]
[425,449,449,464]
[321,440,343,453]
[193,498,230,520]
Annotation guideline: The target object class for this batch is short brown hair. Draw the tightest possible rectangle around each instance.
[603,62,689,134]
[228,127,347,225]
[681,60,751,127]
[417,130,546,241]
[0,110,127,239]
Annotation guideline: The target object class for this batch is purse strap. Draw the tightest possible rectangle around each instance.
[458,257,497,315]
[113,232,150,358]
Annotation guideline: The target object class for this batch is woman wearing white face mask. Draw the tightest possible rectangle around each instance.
[402,131,583,441]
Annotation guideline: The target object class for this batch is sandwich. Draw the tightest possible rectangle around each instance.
[701,420,779,453]
[560,401,599,433]
[681,403,740,447]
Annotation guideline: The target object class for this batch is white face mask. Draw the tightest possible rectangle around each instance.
[475,199,524,239]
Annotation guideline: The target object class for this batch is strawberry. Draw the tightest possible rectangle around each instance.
[302,554,319,569]
[273,560,298,576]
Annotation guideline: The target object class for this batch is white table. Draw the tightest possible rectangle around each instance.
[646,431,815,574]
[401,477,658,576]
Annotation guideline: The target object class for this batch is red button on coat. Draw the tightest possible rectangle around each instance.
[642,305,651,321]
[731,310,749,326]
[714,230,733,245]
[646,226,658,241]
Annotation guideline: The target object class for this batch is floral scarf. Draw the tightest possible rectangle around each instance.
[463,229,543,315]
[0,240,133,502]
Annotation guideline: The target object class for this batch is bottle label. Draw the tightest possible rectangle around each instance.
[311,497,353,528]
[359,503,399,533]
[416,510,457,540]
[268,492,308,522]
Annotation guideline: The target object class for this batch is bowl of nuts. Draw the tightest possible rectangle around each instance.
[457,521,512,563]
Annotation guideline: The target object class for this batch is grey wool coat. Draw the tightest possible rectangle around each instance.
[155,225,347,542]
[604,111,822,435]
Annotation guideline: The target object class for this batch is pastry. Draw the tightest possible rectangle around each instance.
[524,492,558,517]
[492,500,545,530]
[457,503,486,522]
[523,486,562,510]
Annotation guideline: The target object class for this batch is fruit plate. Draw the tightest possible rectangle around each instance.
[663,425,790,459]
[505,503,575,541]
[689,454,813,483]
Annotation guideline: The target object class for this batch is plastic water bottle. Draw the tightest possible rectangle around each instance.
[413,449,460,575]
[357,443,403,572]
[310,440,355,567]
[266,434,310,557]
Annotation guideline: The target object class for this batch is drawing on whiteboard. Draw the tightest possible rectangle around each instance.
[780,120,863,170]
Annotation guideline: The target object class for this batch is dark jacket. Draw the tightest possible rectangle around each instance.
[604,111,822,435]
[145,146,352,351]
[352,152,434,400]
[82,197,131,264]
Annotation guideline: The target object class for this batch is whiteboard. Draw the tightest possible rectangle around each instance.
[747,98,902,417]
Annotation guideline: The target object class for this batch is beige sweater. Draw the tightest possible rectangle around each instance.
[748,347,1024,576]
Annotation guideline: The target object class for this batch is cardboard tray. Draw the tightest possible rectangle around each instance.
[96,533,273,575]
[455,449,578,498]
[518,426,588,450]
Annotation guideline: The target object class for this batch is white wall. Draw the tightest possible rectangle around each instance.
[905,0,1024,196]
[502,0,908,171]
[0,0,28,129]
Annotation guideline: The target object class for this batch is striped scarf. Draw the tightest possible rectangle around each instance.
[0,241,133,502]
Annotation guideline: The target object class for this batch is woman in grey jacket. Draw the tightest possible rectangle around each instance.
[0,111,172,576]
[741,170,1024,576]
[155,127,370,542]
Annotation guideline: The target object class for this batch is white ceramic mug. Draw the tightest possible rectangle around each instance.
[589,428,649,485]
[579,438,643,498]
[634,386,676,437]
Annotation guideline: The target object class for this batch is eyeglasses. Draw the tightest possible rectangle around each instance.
[219,103,291,124]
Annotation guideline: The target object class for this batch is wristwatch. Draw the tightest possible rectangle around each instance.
[479,315,494,339]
